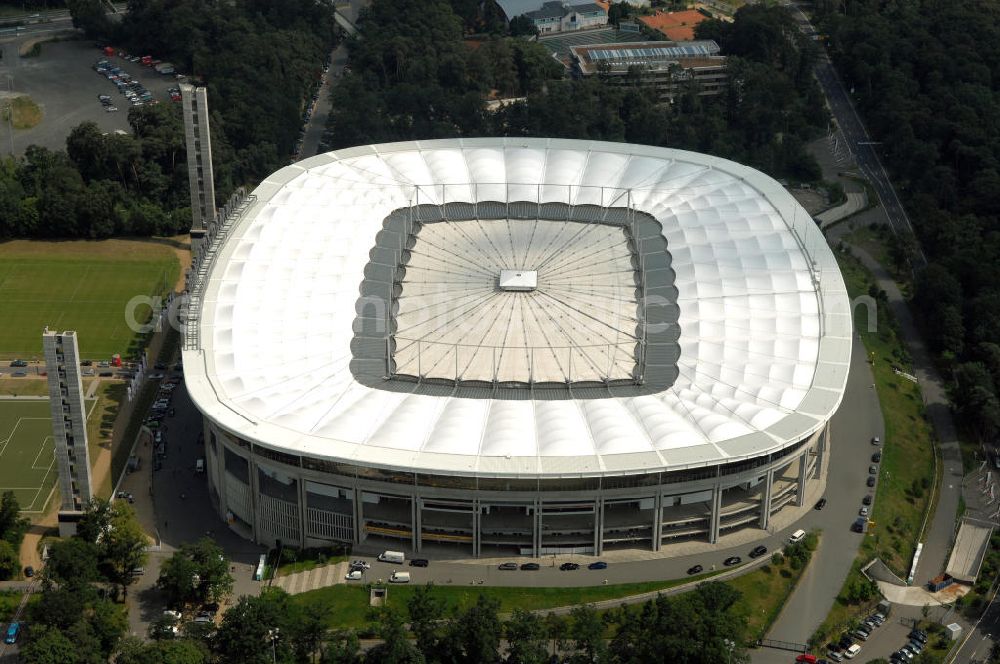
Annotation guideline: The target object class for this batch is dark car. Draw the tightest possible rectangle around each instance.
[11,371,26,377]
[588,561,608,570]
[851,519,865,533]
[520,563,540,571]
[723,556,741,566]
[559,562,580,571]
[862,495,873,505]
[867,476,876,487]
[815,498,827,510]
[749,545,768,559]
[687,564,703,575]
[10,359,27,367]
[871,451,881,463]
[408,559,429,567]
[81,360,93,366]
[498,562,518,570]
[23,566,34,578]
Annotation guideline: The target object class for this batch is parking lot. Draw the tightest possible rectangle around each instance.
[0,38,181,154]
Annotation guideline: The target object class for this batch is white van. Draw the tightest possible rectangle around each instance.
[789,529,807,544]
[389,571,410,583]
[378,550,405,564]
[844,643,862,659]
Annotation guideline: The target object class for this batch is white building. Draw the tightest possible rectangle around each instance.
[182,139,851,556]
[524,1,608,34]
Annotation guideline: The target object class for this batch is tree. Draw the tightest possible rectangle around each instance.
[0,540,18,580]
[67,0,113,39]
[508,15,538,37]
[100,502,148,597]
[20,625,77,664]
[43,537,100,588]
[214,589,298,664]
[116,637,209,664]
[564,604,608,664]
[449,594,502,664]
[407,584,447,655]
[505,609,549,664]
[0,490,29,547]
[157,538,233,608]
[363,609,424,664]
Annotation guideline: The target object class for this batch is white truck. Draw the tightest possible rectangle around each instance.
[378,550,405,564]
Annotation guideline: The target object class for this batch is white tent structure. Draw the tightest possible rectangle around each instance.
[183,139,851,553]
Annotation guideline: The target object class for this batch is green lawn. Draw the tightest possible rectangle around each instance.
[291,573,721,630]
[0,240,179,360]
[0,398,97,512]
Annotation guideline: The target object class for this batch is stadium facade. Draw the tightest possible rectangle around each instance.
[182,139,851,556]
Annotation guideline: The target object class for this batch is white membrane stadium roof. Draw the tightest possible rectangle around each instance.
[184,139,852,478]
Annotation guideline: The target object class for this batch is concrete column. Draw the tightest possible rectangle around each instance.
[708,485,722,544]
[248,458,261,545]
[758,468,775,530]
[796,453,808,506]
[593,498,604,556]
[297,476,308,549]
[412,497,422,553]
[472,500,480,558]
[532,500,541,558]
[652,492,663,552]
[352,487,364,545]
[814,424,828,477]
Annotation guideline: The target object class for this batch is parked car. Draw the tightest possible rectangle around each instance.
[871,436,881,445]
[859,507,869,517]
[23,566,34,578]
[9,359,27,367]
[498,562,518,570]
[815,498,827,510]
[345,569,363,580]
[686,564,703,575]
[749,545,768,559]
[862,495,873,505]
[867,476,876,487]
[559,562,580,571]
[349,560,370,570]
[408,559,429,567]
[587,561,608,570]
[105,106,119,112]
[871,451,882,462]
[723,556,741,566]
[868,465,878,475]
[520,563,540,571]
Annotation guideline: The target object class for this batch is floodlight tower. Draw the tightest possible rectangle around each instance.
[180,83,216,244]
[42,329,94,536]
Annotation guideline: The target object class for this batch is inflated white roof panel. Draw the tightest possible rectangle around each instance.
[185,139,851,478]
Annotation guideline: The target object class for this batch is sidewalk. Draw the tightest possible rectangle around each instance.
[271,561,350,595]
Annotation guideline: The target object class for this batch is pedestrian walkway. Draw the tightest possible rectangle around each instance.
[817,191,868,227]
[272,561,350,595]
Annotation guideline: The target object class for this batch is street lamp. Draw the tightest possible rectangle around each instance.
[267,627,280,664]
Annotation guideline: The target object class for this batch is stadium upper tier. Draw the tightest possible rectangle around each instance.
[184,138,851,478]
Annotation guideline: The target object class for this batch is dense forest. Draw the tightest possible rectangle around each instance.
[326,0,828,183]
[817,0,1000,438]
[0,0,338,239]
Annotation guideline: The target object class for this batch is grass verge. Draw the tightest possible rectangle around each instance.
[1,95,42,129]
[293,574,719,630]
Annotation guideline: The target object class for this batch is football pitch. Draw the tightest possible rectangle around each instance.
[0,398,96,513]
[0,240,180,360]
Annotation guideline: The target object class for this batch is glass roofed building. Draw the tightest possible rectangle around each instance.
[182,138,851,556]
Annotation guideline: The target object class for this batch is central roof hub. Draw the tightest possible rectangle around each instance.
[498,269,537,292]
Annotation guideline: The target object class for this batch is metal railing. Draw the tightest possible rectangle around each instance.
[182,188,256,352]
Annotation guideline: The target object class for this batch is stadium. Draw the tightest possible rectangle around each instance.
[182,138,851,557]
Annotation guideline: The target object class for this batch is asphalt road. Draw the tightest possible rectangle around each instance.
[752,336,884,662]
[784,2,926,267]
[298,0,365,159]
